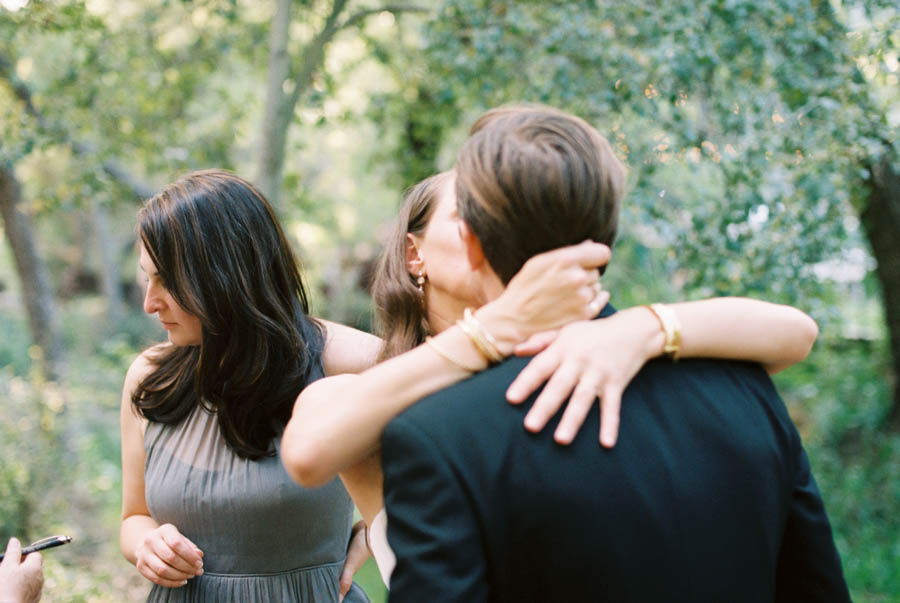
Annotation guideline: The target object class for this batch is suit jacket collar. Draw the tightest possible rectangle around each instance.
[596,302,617,320]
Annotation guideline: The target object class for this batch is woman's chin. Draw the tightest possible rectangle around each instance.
[167,332,200,347]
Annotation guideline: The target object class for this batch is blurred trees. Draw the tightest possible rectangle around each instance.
[0,0,897,599]
[0,164,63,378]
[255,0,428,207]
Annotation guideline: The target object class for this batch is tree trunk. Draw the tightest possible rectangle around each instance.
[861,156,900,428]
[255,0,351,210]
[255,0,293,208]
[89,199,124,322]
[254,1,426,208]
[0,164,64,379]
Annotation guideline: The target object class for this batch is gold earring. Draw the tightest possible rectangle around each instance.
[417,271,426,294]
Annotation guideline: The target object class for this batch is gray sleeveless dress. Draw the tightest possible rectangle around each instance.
[143,403,369,602]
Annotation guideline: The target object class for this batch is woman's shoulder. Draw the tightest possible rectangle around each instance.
[124,343,169,392]
[318,319,383,376]
[122,345,170,437]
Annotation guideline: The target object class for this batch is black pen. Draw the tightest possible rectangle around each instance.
[0,535,72,562]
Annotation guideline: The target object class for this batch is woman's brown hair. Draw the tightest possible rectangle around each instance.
[133,169,324,460]
[371,172,452,360]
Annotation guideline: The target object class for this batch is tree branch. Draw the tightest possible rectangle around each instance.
[0,53,41,121]
[255,0,429,204]
[286,0,351,109]
[285,2,429,111]
[338,4,429,32]
[0,52,155,199]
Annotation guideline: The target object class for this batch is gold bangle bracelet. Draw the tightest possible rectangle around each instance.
[456,319,498,364]
[645,303,682,360]
[458,308,505,364]
[425,336,484,373]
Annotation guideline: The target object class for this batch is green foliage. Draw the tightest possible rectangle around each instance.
[775,336,899,598]
[362,16,462,189]
[0,302,152,601]
[0,314,32,374]
[1,0,897,599]
[2,0,255,187]
[421,0,892,314]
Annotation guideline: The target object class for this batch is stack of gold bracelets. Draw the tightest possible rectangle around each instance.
[456,308,505,364]
[425,308,504,372]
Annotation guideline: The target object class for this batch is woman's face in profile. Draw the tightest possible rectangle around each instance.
[139,243,203,347]
[410,173,482,310]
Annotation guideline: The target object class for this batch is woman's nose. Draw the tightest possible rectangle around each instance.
[143,283,162,314]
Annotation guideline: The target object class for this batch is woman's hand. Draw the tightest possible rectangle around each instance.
[476,241,611,354]
[506,306,663,448]
[134,523,204,588]
[339,520,370,602]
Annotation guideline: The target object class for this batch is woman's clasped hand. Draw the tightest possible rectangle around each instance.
[133,523,203,588]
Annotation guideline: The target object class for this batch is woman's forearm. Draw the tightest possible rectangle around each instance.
[282,323,494,487]
[670,297,818,372]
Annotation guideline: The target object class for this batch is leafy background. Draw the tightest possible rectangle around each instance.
[1,0,898,601]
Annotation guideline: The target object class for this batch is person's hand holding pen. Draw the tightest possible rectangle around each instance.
[0,538,44,603]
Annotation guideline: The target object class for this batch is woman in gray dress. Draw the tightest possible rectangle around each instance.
[120,169,608,601]
[120,170,383,602]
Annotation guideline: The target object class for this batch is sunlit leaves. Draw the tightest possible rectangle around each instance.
[418,0,892,323]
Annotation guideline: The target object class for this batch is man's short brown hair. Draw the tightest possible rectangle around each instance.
[456,105,625,283]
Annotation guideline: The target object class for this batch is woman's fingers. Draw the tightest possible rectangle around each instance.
[141,548,196,583]
[159,523,203,561]
[523,362,581,431]
[339,522,370,601]
[553,376,603,444]
[150,535,202,576]
[513,330,559,357]
[559,240,611,270]
[136,524,203,588]
[599,383,624,448]
[587,290,610,319]
[165,534,204,570]
[139,563,190,588]
[507,347,561,403]
[498,242,609,337]
[135,546,194,588]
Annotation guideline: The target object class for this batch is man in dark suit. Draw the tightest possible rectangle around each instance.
[380,106,850,602]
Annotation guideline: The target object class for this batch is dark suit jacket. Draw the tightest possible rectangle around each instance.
[381,307,851,602]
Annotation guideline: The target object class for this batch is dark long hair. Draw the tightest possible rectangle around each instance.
[133,169,324,460]
[371,172,451,360]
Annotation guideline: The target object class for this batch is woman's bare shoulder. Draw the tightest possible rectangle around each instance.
[124,343,168,392]
[122,345,170,436]
[318,319,383,376]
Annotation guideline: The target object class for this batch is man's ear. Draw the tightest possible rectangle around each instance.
[459,221,486,270]
[406,233,424,276]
